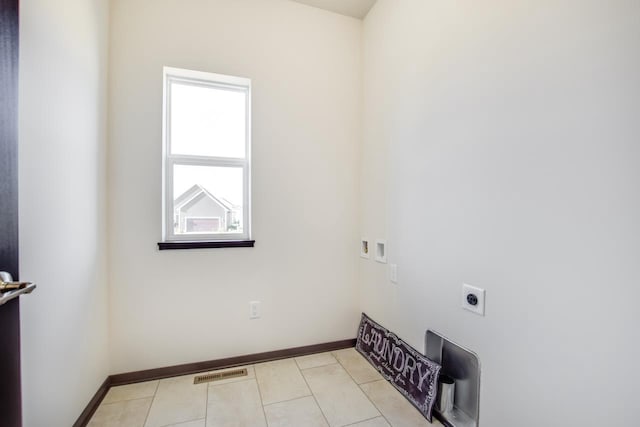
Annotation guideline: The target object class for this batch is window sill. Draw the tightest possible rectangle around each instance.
[158,240,255,250]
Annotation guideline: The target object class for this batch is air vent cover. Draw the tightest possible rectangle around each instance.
[193,368,248,385]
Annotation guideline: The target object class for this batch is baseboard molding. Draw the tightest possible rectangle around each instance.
[111,338,356,385]
[72,377,111,427]
[74,338,356,426]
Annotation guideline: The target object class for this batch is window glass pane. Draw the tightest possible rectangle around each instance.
[172,164,244,236]
[170,81,246,158]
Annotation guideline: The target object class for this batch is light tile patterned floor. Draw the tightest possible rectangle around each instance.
[88,348,443,427]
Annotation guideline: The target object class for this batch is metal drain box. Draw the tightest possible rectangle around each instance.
[426,330,481,427]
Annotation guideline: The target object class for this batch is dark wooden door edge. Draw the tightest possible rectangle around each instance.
[74,338,356,426]
[72,377,111,427]
[0,0,21,424]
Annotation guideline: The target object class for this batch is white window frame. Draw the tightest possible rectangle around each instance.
[162,66,251,242]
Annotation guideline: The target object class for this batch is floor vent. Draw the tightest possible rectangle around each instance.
[193,368,248,385]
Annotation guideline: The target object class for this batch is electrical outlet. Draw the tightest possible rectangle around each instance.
[390,264,398,283]
[462,284,485,316]
[249,301,261,319]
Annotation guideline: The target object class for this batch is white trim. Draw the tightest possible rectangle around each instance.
[164,66,250,87]
[162,66,252,242]
[167,155,246,166]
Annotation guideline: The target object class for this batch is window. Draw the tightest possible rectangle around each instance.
[161,67,252,248]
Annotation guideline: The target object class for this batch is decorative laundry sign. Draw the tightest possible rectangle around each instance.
[356,313,441,422]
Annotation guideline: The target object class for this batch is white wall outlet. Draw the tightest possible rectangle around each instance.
[375,239,387,263]
[390,264,398,283]
[360,238,370,259]
[462,284,485,316]
[249,301,261,319]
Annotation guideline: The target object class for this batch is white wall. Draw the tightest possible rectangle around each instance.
[18,0,110,426]
[108,0,362,373]
[360,1,640,426]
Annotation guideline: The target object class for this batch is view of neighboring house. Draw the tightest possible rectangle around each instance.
[173,184,241,234]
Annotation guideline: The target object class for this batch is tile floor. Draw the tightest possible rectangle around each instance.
[89,348,443,427]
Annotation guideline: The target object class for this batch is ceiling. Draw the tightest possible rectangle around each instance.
[289,0,377,19]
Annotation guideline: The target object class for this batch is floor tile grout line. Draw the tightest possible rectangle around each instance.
[99,395,157,407]
[294,352,339,370]
[98,379,161,408]
[261,393,317,408]
[255,358,313,406]
[341,415,387,427]
[207,376,255,388]
[101,351,387,427]
[334,350,378,392]
[253,366,271,426]
[333,350,393,427]
[298,361,340,371]
[358,378,385,386]
[142,380,162,427]
[147,379,210,427]
[244,378,270,427]
[157,418,204,427]
[357,383,394,427]
[298,361,332,427]
[204,379,210,426]
[88,397,155,426]
[333,349,383,386]
[340,350,439,426]
[334,360,390,427]
[256,389,270,424]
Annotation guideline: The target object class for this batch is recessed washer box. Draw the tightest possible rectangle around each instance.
[426,330,481,427]
[360,238,370,259]
[375,239,387,263]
